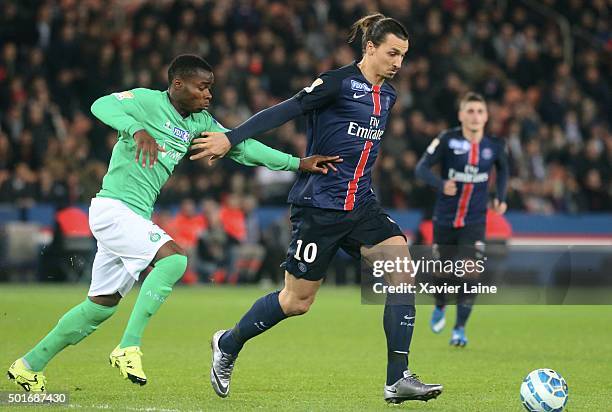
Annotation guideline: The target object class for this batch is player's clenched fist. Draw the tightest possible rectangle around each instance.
[442,179,457,196]
[134,129,166,168]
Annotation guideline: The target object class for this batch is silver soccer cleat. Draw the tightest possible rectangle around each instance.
[384,370,443,404]
[210,330,237,398]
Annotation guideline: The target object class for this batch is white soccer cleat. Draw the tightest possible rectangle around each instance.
[384,370,443,404]
[210,330,237,398]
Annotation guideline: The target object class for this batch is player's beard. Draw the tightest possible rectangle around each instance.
[385,68,399,79]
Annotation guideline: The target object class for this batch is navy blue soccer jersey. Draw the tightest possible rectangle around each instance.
[416,127,508,228]
[288,62,396,210]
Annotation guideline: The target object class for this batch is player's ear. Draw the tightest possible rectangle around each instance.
[366,41,376,56]
[173,78,183,89]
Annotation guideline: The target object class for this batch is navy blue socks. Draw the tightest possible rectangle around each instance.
[219,291,287,356]
[384,304,415,385]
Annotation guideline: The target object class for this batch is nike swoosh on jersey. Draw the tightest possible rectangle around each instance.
[353,92,367,99]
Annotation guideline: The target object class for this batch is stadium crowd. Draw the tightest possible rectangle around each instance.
[0,0,610,219]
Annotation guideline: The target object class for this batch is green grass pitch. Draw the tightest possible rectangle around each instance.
[1,285,610,411]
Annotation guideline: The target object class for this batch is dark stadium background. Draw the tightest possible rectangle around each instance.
[0,0,609,284]
[0,2,611,410]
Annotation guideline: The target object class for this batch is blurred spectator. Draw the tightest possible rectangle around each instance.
[165,198,207,284]
[196,199,232,282]
[39,204,94,282]
[0,162,37,208]
[225,195,265,284]
[219,193,246,242]
[168,198,205,245]
[260,211,292,284]
[0,0,608,215]
[37,168,68,207]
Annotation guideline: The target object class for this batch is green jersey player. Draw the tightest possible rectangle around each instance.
[7,54,340,392]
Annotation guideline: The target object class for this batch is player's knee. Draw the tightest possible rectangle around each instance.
[174,244,187,257]
[154,240,187,262]
[283,295,315,316]
[376,235,407,247]
[286,302,311,316]
[89,293,121,307]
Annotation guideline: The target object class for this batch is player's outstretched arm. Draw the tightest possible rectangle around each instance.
[225,138,342,174]
[190,73,341,161]
[190,97,304,161]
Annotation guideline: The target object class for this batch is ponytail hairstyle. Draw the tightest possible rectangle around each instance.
[348,13,409,52]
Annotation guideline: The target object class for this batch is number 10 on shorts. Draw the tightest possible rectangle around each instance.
[294,240,318,263]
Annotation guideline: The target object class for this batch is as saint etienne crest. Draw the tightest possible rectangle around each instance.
[149,231,161,242]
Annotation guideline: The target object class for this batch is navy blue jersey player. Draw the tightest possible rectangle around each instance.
[192,13,443,404]
[416,92,508,347]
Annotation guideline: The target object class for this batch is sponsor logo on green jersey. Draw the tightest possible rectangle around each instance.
[164,121,192,142]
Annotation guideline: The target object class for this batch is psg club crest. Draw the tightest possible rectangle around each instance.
[482,148,493,160]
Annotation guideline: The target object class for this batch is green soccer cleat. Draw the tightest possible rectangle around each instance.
[109,345,147,386]
[7,358,47,392]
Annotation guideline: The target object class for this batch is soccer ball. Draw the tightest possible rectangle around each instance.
[520,369,568,412]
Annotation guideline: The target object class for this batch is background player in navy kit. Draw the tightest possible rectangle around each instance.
[415,92,509,347]
[191,13,443,404]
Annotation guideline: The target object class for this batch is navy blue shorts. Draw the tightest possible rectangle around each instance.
[433,223,486,260]
[283,199,405,281]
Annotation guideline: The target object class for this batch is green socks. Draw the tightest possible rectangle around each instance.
[119,254,187,348]
[24,299,117,371]
[22,254,187,371]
